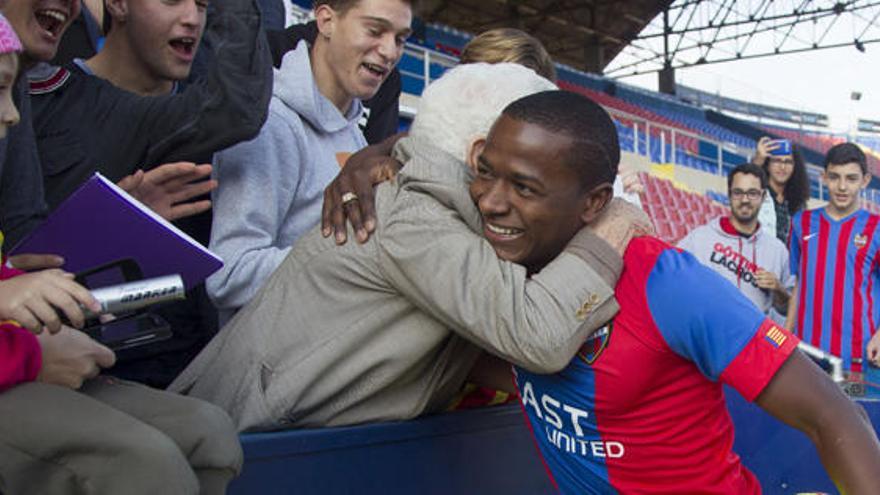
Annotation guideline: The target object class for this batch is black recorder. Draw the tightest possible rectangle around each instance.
[75,259,183,352]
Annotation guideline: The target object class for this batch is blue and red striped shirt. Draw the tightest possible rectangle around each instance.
[515,236,798,494]
[789,208,880,371]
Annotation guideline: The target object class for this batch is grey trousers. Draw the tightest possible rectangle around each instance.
[0,377,243,494]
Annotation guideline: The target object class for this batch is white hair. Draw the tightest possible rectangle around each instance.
[408,62,557,162]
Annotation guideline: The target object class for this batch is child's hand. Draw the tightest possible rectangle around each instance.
[0,270,100,334]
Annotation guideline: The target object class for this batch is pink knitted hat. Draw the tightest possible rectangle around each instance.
[0,14,22,55]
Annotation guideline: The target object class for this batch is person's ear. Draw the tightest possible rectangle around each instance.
[580,183,614,224]
[104,0,128,24]
[466,137,486,173]
[315,3,337,39]
[862,172,871,189]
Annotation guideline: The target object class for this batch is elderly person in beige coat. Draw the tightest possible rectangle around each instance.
[171,63,647,431]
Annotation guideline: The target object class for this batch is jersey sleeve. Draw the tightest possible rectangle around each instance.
[645,248,798,400]
[788,211,803,277]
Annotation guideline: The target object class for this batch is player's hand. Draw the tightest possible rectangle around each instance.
[0,270,100,334]
[589,198,654,256]
[36,325,116,389]
[117,162,217,221]
[321,152,402,245]
[867,331,880,367]
[752,136,779,165]
[755,269,782,292]
[6,253,65,271]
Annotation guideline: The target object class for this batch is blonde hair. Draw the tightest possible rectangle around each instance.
[460,28,557,82]
[408,62,557,163]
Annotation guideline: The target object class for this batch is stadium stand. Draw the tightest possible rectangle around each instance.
[288,2,880,238]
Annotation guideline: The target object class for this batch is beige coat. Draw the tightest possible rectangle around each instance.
[170,136,622,431]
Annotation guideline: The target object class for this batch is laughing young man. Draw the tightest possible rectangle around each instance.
[787,143,880,372]
[29,0,271,214]
[15,0,272,387]
[206,0,413,321]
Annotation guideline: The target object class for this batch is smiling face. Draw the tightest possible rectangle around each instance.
[823,161,870,217]
[766,154,794,188]
[2,0,80,63]
[468,114,604,273]
[728,172,764,225]
[313,0,412,111]
[109,0,206,82]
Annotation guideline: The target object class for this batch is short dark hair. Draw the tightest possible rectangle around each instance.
[728,162,768,191]
[501,90,619,190]
[314,0,416,15]
[824,142,867,174]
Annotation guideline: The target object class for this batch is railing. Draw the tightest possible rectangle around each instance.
[398,43,753,176]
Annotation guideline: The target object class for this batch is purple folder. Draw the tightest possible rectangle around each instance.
[11,173,223,290]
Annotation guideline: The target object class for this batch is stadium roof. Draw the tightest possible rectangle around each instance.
[419,0,674,72]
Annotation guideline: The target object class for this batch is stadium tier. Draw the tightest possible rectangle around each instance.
[395,21,880,208]
[284,0,880,215]
[638,172,727,244]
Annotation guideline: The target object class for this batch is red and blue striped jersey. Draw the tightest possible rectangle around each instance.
[789,208,880,371]
[514,236,798,494]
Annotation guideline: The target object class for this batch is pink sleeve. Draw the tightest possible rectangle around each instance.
[0,256,24,280]
[0,322,42,392]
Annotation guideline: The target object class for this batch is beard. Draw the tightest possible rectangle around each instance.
[731,205,758,224]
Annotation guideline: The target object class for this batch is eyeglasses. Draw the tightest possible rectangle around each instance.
[730,189,763,200]
[769,157,795,166]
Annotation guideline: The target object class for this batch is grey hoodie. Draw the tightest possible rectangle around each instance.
[208,40,367,321]
[678,217,794,315]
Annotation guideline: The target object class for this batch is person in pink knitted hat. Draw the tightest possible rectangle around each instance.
[0,12,20,139]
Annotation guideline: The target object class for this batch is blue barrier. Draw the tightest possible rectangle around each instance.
[232,389,880,494]
[231,405,555,495]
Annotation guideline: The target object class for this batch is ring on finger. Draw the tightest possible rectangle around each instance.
[341,192,359,205]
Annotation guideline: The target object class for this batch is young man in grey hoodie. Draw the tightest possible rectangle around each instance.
[207,0,413,322]
[678,163,793,317]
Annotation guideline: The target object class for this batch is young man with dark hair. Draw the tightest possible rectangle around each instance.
[787,142,880,371]
[266,17,403,145]
[19,0,272,387]
[481,91,880,494]
[206,0,413,320]
[0,9,243,492]
[679,162,793,317]
[30,0,272,214]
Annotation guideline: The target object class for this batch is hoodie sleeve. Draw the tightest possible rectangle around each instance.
[205,106,301,313]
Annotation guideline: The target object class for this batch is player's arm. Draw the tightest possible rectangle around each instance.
[755,350,880,494]
[784,280,798,331]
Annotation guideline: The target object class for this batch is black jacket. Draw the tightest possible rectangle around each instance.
[31,0,273,212]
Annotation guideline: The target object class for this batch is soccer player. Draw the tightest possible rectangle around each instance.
[786,143,880,372]
[477,93,880,494]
